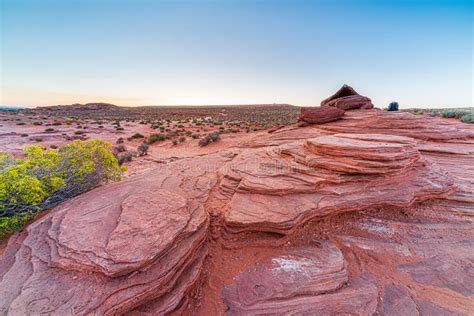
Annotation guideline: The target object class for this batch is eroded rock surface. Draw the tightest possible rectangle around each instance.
[321,84,374,110]
[1,108,473,315]
[298,105,344,124]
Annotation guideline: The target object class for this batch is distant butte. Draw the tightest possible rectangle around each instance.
[1,86,473,315]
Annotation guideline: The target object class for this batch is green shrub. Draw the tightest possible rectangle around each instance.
[147,133,166,144]
[387,102,399,111]
[0,139,122,217]
[460,113,474,123]
[0,212,35,239]
[442,111,456,118]
[131,132,144,139]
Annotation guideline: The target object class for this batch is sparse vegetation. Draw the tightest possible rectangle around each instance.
[118,152,133,165]
[131,132,144,139]
[387,102,399,111]
[199,132,221,147]
[404,108,473,124]
[147,133,166,144]
[115,145,126,152]
[137,143,149,156]
[0,140,122,218]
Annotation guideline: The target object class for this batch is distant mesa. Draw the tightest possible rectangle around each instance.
[37,102,119,111]
[321,84,374,110]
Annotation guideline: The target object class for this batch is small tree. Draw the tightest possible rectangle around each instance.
[388,102,399,111]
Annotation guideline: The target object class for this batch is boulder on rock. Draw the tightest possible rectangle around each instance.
[298,106,345,124]
[321,84,373,110]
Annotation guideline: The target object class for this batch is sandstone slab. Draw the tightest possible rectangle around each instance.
[298,105,345,124]
[222,241,377,315]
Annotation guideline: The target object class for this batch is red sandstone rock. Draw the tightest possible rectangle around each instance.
[222,241,377,315]
[1,109,474,315]
[304,133,420,174]
[0,154,231,315]
[321,84,374,110]
[298,105,344,124]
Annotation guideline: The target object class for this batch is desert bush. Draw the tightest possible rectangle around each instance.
[198,132,220,147]
[116,127,124,131]
[442,111,456,118]
[208,132,220,142]
[0,212,35,239]
[137,143,149,156]
[172,139,178,145]
[131,132,144,139]
[21,134,28,137]
[115,145,126,152]
[460,113,474,123]
[30,137,43,142]
[16,122,26,125]
[198,137,210,147]
[32,121,43,126]
[45,128,55,132]
[192,134,200,139]
[179,136,186,143]
[147,133,166,144]
[118,152,133,165]
[0,140,122,217]
[387,102,399,111]
[74,131,85,135]
[52,121,62,126]
[116,137,124,144]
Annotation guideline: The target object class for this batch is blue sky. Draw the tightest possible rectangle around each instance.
[1,0,472,108]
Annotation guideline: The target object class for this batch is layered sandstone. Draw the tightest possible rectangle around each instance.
[0,154,231,315]
[298,105,344,124]
[222,241,377,315]
[1,108,474,315]
[321,84,374,110]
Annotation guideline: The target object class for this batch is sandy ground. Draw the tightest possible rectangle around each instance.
[0,111,269,176]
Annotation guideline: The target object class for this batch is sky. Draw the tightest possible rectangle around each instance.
[0,0,472,108]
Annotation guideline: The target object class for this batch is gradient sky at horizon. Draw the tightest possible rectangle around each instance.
[1,0,472,108]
